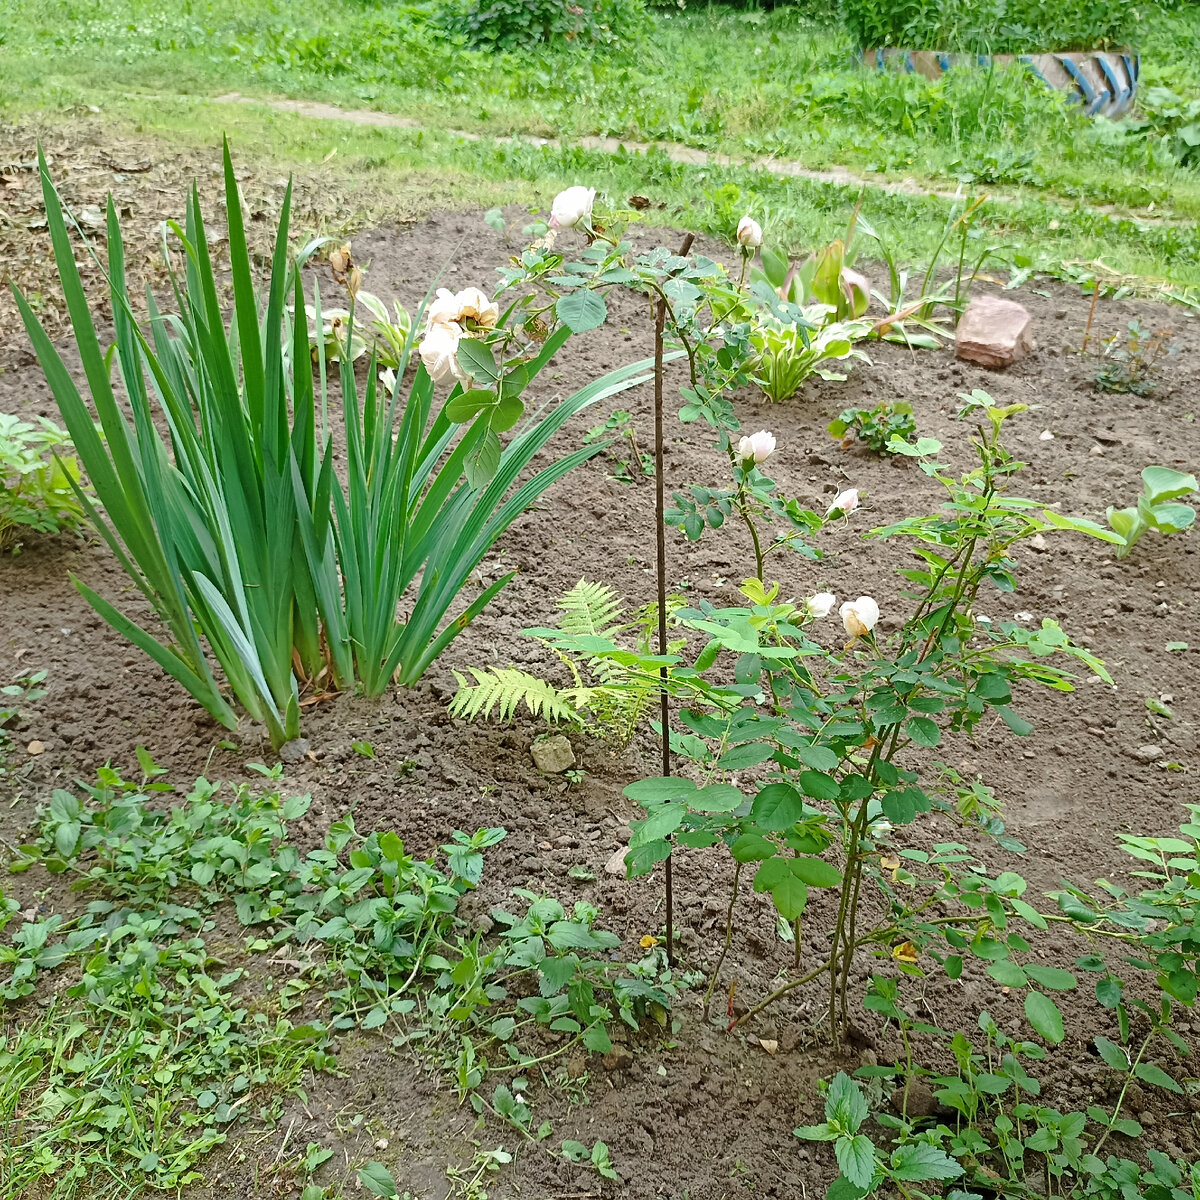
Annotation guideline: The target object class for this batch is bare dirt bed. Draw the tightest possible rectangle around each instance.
[2,196,1199,1199]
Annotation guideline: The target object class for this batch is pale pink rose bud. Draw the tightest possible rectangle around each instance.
[806,592,836,620]
[827,487,859,517]
[736,430,775,464]
[419,321,466,384]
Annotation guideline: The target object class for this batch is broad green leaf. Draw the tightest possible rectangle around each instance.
[1024,965,1076,991]
[631,802,687,842]
[1041,509,1127,544]
[624,777,697,805]
[835,1135,876,1190]
[825,1177,869,1200]
[556,290,607,333]
[1142,465,1198,504]
[791,856,842,888]
[769,873,808,921]
[751,783,805,831]
[357,1163,398,1198]
[690,783,745,813]
[624,840,671,877]
[489,394,525,433]
[1133,1062,1183,1093]
[825,1072,868,1133]
[464,428,502,489]
[1094,1036,1129,1072]
[889,1143,963,1183]
[1024,992,1065,1044]
[1147,502,1195,534]
[798,744,840,772]
[730,833,777,863]
[793,1122,837,1142]
[904,716,940,747]
[717,742,775,770]
[799,770,840,801]
[582,1023,611,1054]
[455,337,499,383]
[987,960,1028,988]
[444,389,495,424]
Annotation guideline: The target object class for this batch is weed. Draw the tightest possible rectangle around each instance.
[1,765,676,1194]
[584,409,655,483]
[1095,319,1176,395]
[828,401,917,455]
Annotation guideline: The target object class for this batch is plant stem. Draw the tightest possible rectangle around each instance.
[1092,1031,1154,1157]
[734,955,836,1028]
[703,860,741,1019]
[653,287,674,967]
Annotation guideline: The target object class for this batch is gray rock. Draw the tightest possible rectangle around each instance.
[530,734,575,773]
[955,295,1035,368]
[278,737,310,763]
[1131,744,1164,763]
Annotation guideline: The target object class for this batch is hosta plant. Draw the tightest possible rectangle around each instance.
[751,308,872,403]
[0,412,85,552]
[1106,465,1196,558]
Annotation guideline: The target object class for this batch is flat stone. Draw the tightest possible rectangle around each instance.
[530,733,575,773]
[955,295,1035,368]
[1131,744,1164,763]
[604,846,630,876]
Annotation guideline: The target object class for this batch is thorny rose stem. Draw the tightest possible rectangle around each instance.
[654,232,695,967]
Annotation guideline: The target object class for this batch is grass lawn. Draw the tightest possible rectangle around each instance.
[4,1,1200,292]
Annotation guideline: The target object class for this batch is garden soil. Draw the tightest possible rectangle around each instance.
[2,195,1199,1199]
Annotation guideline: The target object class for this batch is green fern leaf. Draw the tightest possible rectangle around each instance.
[557,580,624,638]
[449,668,583,726]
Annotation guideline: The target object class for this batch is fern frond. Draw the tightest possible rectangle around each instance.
[449,668,584,726]
[557,580,624,638]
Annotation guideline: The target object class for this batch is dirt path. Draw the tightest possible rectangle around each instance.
[213,90,1187,225]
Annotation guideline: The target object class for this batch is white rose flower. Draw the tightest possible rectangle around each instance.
[736,430,776,464]
[806,592,836,620]
[451,286,500,329]
[736,215,763,249]
[419,320,466,384]
[840,596,880,639]
[425,287,462,328]
[425,286,500,331]
[826,487,859,517]
[549,185,596,230]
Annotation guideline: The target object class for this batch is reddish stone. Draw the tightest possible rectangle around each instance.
[955,294,1035,368]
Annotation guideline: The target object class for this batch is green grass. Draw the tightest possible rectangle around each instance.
[2,0,1200,289]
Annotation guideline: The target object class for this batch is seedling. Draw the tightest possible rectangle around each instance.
[583,409,653,483]
[828,401,916,455]
[1106,465,1197,558]
[1096,319,1175,396]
